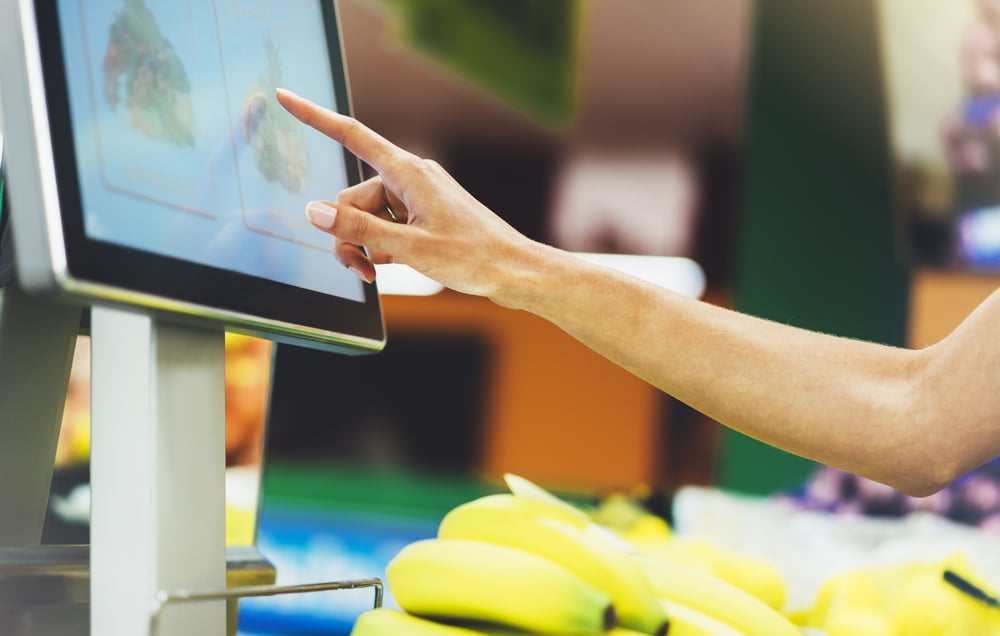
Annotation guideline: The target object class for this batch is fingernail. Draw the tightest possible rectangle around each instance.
[348,265,372,284]
[306,202,336,228]
[275,87,299,100]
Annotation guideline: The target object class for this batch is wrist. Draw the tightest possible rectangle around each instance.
[487,241,579,314]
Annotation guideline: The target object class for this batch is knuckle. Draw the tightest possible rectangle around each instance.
[350,209,374,240]
[413,157,444,181]
[420,158,443,173]
[341,117,363,146]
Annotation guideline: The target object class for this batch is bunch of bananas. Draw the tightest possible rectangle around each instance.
[789,551,1000,636]
[351,475,803,636]
[590,492,788,613]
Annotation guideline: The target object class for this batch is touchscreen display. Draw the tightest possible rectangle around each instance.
[54,0,364,302]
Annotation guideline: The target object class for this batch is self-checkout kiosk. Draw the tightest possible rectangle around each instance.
[0,1,386,634]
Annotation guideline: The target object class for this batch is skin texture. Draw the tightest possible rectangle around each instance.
[276,88,1000,497]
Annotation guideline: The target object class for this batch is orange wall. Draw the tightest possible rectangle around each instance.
[381,292,665,493]
[908,269,1000,348]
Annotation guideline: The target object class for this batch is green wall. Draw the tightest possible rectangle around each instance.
[717,0,912,495]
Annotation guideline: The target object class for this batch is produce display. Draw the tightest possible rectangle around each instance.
[350,474,1000,636]
[782,461,1000,536]
[789,553,1000,636]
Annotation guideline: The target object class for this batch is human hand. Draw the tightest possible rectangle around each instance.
[275,88,541,302]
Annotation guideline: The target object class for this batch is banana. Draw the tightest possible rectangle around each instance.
[658,600,747,636]
[822,609,894,636]
[798,553,1000,636]
[634,538,787,611]
[467,492,590,530]
[350,608,486,636]
[503,473,592,527]
[633,556,801,636]
[794,566,888,631]
[438,493,669,635]
[385,537,614,635]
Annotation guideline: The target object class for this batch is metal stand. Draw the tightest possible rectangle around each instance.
[150,578,383,636]
[90,306,228,636]
[0,284,384,635]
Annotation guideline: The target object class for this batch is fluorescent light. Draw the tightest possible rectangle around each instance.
[375,263,445,296]
[573,253,706,299]
[375,255,706,299]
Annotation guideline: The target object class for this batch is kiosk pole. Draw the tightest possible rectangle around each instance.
[90,307,227,635]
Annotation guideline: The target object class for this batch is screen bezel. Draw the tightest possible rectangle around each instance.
[29,0,385,352]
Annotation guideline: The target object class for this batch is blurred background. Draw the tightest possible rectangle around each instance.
[41,0,1000,632]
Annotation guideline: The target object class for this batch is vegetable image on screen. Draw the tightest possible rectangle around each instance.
[244,35,310,194]
[101,0,195,146]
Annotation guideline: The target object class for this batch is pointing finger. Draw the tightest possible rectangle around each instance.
[276,88,413,184]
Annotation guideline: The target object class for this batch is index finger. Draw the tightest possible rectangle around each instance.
[275,88,411,180]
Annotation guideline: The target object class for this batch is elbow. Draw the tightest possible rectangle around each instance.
[886,349,970,498]
[890,452,968,498]
[895,477,951,499]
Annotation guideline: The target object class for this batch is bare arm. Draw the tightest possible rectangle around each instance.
[276,89,1000,496]
[512,246,1000,496]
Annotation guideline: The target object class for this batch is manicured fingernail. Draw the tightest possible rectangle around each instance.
[307,202,336,229]
[348,265,372,284]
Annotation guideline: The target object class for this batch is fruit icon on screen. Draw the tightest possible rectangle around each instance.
[102,0,195,146]
[244,35,310,194]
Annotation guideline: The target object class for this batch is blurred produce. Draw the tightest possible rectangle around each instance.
[57,332,270,469]
[783,461,1000,536]
[369,474,801,636]
[386,537,614,634]
[590,491,787,612]
[790,551,1000,636]
[437,493,668,634]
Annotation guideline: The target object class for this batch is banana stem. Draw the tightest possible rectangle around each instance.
[943,570,1000,610]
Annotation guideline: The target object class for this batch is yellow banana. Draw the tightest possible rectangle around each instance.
[823,609,894,636]
[699,544,787,612]
[800,553,1000,636]
[503,473,592,527]
[350,608,486,636]
[793,567,884,630]
[460,492,590,530]
[633,556,801,636]
[658,600,747,636]
[385,538,614,635]
[634,538,787,611]
[438,493,669,635]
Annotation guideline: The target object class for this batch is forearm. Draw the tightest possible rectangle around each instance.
[498,245,949,494]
